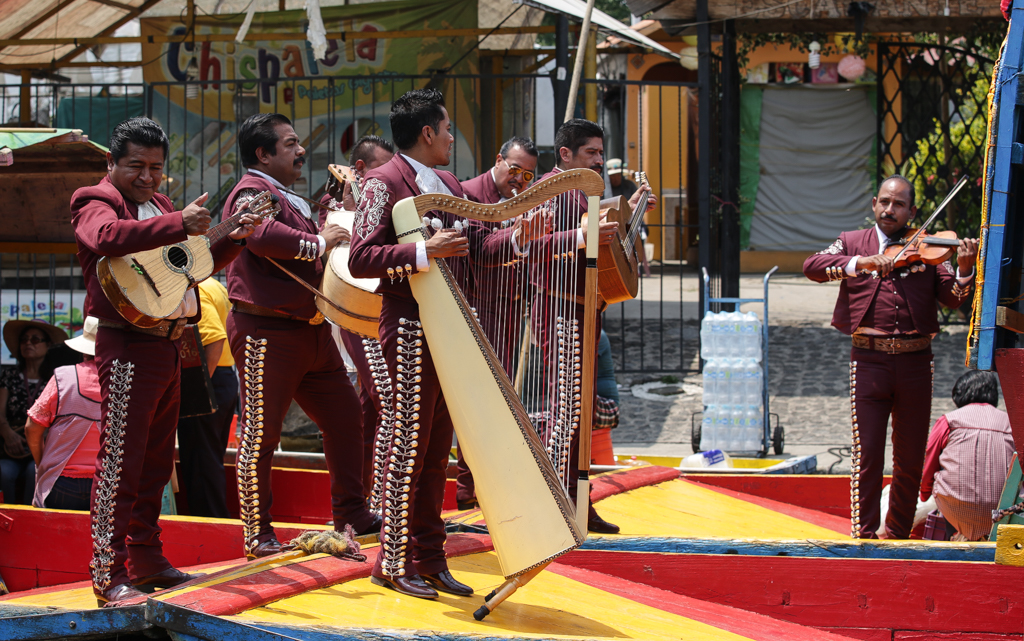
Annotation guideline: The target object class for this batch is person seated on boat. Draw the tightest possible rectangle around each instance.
[0,319,68,505]
[920,370,1014,541]
[25,317,101,511]
[70,116,261,606]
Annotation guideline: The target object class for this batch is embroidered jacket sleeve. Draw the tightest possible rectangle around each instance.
[804,232,855,282]
[71,189,188,257]
[226,189,321,262]
[348,176,419,280]
[933,259,974,309]
[920,415,951,500]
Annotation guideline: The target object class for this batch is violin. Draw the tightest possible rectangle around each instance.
[883,227,960,268]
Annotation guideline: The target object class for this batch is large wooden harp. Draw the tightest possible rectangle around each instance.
[391,169,604,616]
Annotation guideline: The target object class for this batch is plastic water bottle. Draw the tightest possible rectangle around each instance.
[701,408,716,451]
[702,360,716,406]
[700,311,716,360]
[715,407,731,448]
[744,360,763,406]
[681,449,732,469]
[741,312,762,360]
[728,360,744,406]
[745,407,763,451]
[729,405,745,451]
[723,312,740,358]
[710,313,726,360]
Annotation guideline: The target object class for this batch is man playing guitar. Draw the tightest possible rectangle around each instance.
[71,117,260,606]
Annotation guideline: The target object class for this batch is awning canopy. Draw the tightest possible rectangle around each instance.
[517,0,679,58]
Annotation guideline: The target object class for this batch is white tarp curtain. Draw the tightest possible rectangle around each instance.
[748,86,875,252]
[516,0,679,58]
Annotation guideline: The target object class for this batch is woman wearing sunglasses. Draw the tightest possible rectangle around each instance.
[0,319,68,504]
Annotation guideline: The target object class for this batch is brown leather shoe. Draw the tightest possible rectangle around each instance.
[353,514,383,537]
[423,570,474,596]
[587,515,621,534]
[248,537,283,559]
[96,583,146,607]
[370,573,438,599]
[133,568,204,593]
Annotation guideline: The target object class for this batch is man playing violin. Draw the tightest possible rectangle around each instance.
[804,174,978,540]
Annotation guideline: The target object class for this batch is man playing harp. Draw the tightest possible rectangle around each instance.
[534,119,656,535]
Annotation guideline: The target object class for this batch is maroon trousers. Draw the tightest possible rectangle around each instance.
[90,327,180,593]
[227,312,373,552]
[373,296,453,579]
[850,347,933,539]
[339,328,381,493]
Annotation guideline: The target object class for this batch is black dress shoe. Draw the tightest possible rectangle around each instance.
[248,537,283,559]
[587,515,621,534]
[456,499,479,510]
[423,570,474,596]
[96,583,146,607]
[370,573,438,599]
[353,514,383,537]
[133,568,204,593]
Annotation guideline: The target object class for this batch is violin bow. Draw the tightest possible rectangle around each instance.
[889,174,969,264]
[865,174,969,278]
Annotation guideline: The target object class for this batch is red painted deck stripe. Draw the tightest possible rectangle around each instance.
[590,466,680,503]
[683,478,851,534]
[548,562,856,641]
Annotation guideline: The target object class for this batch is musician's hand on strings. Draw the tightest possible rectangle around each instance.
[321,223,350,249]
[596,220,620,246]
[514,211,552,245]
[341,181,357,212]
[228,212,262,240]
[182,193,212,236]
[425,229,469,258]
[957,237,979,273]
[856,254,894,278]
[628,182,657,213]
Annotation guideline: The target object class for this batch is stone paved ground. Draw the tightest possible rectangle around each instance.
[604,272,975,473]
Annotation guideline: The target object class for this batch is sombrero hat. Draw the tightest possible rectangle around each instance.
[65,316,98,357]
[2,319,69,358]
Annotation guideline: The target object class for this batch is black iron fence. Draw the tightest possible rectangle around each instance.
[1,71,701,374]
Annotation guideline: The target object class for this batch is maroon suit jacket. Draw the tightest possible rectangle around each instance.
[803,226,970,335]
[348,155,467,301]
[224,172,323,318]
[71,176,239,324]
[530,167,593,297]
[461,170,533,299]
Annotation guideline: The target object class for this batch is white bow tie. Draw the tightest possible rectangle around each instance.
[416,168,452,197]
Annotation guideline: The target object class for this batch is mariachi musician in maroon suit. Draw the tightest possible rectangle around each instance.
[71,117,259,605]
[455,136,542,509]
[533,119,655,535]
[804,175,979,539]
[348,88,478,600]
[319,135,395,496]
[223,113,378,559]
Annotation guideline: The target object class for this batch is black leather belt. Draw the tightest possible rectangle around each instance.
[852,334,931,354]
[97,318,188,341]
[232,301,324,325]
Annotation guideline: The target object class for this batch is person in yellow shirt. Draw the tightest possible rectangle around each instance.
[177,277,237,517]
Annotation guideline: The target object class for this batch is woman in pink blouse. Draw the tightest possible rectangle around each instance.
[920,370,1015,541]
[25,317,100,510]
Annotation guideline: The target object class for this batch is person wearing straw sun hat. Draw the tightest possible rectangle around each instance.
[26,317,101,511]
[0,318,68,505]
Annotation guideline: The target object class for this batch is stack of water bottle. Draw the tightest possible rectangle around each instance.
[700,311,764,452]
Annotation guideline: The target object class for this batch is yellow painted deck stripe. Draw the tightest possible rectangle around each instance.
[235,551,755,640]
[593,479,846,540]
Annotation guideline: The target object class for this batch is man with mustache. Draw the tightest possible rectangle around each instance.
[223,113,379,559]
[71,117,260,605]
[533,118,656,535]
[349,88,475,600]
[803,175,979,539]
[455,136,545,509]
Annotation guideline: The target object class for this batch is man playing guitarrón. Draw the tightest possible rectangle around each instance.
[71,117,259,606]
[803,175,978,539]
[224,113,379,559]
[348,88,475,600]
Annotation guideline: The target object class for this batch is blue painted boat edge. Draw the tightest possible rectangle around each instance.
[578,536,996,562]
[977,9,1024,370]
[0,603,148,640]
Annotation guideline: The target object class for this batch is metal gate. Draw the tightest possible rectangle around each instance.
[2,70,703,375]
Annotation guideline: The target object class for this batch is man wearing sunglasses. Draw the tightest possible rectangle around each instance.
[455,136,547,509]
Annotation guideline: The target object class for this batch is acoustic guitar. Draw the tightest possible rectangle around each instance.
[595,171,650,305]
[98,191,282,328]
[316,164,383,339]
